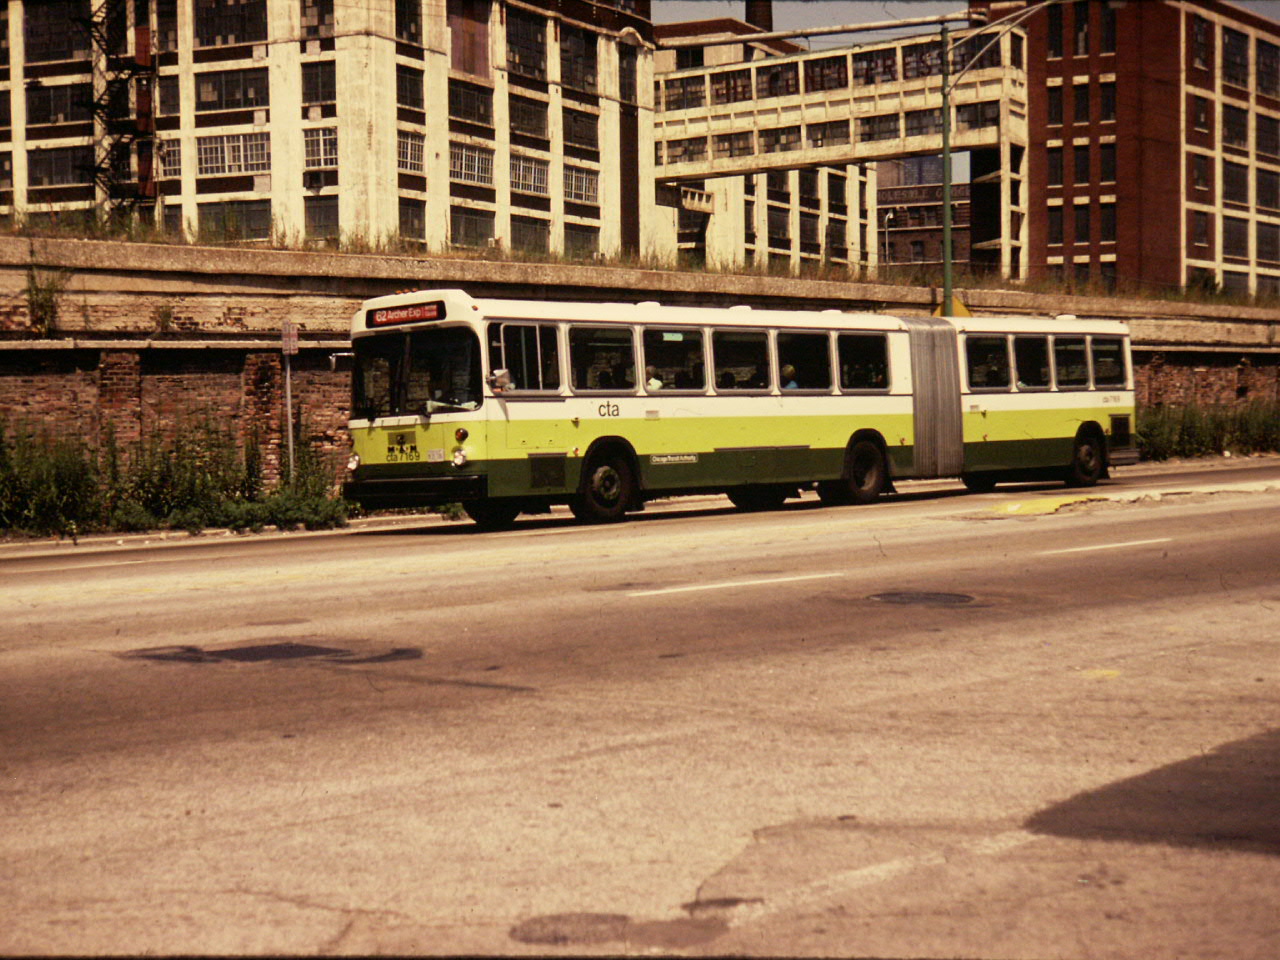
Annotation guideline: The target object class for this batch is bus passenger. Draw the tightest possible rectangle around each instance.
[646,365,663,390]
[781,364,798,389]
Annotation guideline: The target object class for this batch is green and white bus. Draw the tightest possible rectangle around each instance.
[342,289,1137,527]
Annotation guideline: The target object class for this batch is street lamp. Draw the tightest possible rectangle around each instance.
[939,0,1070,316]
[882,209,895,270]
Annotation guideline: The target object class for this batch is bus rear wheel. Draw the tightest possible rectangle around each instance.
[820,440,888,505]
[463,499,521,530]
[961,473,998,493]
[572,453,634,523]
[1065,433,1105,487]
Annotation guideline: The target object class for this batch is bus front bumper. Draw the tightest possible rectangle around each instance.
[342,474,487,509]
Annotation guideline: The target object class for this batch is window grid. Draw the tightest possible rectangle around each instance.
[159,138,181,178]
[397,130,424,172]
[303,127,337,169]
[449,142,493,184]
[196,132,271,175]
[511,154,549,195]
[564,165,599,203]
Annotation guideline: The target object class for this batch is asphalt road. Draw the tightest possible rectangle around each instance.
[2,459,1279,957]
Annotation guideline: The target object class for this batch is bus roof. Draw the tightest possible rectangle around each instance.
[353,289,1130,337]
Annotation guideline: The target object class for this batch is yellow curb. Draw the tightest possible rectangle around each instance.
[994,495,1099,515]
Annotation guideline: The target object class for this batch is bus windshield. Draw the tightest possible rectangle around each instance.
[352,327,482,419]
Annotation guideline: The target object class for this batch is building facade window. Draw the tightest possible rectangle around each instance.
[449,142,493,184]
[24,1,91,63]
[1259,167,1280,209]
[906,108,943,137]
[1074,203,1090,243]
[1073,83,1089,123]
[1047,146,1063,186]
[806,55,849,90]
[1259,40,1280,98]
[563,108,598,149]
[397,130,424,172]
[1100,81,1116,122]
[1258,115,1280,158]
[1101,3,1117,54]
[1192,16,1212,70]
[1100,202,1116,242]
[27,145,94,186]
[665,136,707,162]
[1047,85,1063,125]
[450,205,494,245]
[195,0,268,48]
[1192,95,1210,132]
[560,24,597,92]
[156,0,179,50]
[715,132,754,157]
[1047,206,1064,244]
[807,119,850,146]
[858,113,900,141]
[1100,142,1116,182]
[198,199,272,240]
[511,215,549,254]
[1223,216,1250,258]
[301,0,334,39]
[565,222,599,257]
[196,68,269,111]
[510,154,548,195]
[302,61,336,105]
[756,62,799,99]
[619,44,638,103]
[1258,221,1280,262]
[759,125,801,153]
[664,76,704,111]
[1193,210,1210,247]
[304,194,339,239]
[449,80,493,124]
[956,101,999,131]
[565,166,599,203]
[399,197,425,239]
[1074,144,1089,183]
[159,139,182,178]
[506,8,546,80]
[303,127,337,168]
[448,0,489,77]
[1047,4,1063,58]
[396,65,424,109]
[1073,0,1089,56]
[158,75,180,116]
[1224,161,1250,204]
[510,96,548,138]
[26,83,92,124]
[1192,152,1210,191]
[711,69,752,104]
[1224,104,1249,148]
[196,132,271,175]
[903,41,942,79]
[396,0,422,44]
[1223,28,1250,88]
[852,48,897,85]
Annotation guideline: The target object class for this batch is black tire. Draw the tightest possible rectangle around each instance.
[961,473,998,493]
[571,452,635,523]
[1065,433,1105,487]
[463,499,521,530]
[726,485,789,512]
[847,440,888,504]
[817,441,888,506]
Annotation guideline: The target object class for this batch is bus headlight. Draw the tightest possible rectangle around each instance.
[346,453,361,472]
[452,450,468,467]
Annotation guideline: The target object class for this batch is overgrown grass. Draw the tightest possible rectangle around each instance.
[0,414,350,540]
[1136,400,1280,461]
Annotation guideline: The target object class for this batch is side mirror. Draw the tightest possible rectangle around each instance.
[329,351,354,372]
[488,368,512,392]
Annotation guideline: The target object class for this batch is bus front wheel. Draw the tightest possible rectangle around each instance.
[463,499,521,530]
[727,485,789,512]
[572,453,634,523]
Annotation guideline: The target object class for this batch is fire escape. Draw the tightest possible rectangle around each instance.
[78,0,156,219]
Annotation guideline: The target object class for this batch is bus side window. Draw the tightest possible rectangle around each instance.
[776,332,832,390]
[498,323,560,391]
[1091,337,1126,387]
[1054,336,1089,388]
[569,326,636,391]
[1014,336,1051,389]
[642,328,706,391]
[712,330,769,390]
[837,333,888,390]
[965,335,1011,390]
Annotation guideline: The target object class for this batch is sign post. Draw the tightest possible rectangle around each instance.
[281,319,298,483]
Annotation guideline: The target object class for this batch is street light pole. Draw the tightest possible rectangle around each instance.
[941,22,953,317]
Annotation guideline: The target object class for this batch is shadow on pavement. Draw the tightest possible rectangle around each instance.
[1026,727,1280,856]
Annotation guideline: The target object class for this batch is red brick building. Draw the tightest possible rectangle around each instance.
[973,0,1280,297]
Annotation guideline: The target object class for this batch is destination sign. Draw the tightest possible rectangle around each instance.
[368,301,447,327]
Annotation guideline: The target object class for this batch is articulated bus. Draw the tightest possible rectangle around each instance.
[342,289,1137,528]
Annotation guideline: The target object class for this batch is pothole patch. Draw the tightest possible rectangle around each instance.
[509,912,631,945]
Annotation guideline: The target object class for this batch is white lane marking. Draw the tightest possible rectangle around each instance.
[727,830,1038,929]
[1037,537,1172,556]
[628,572,844,598]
